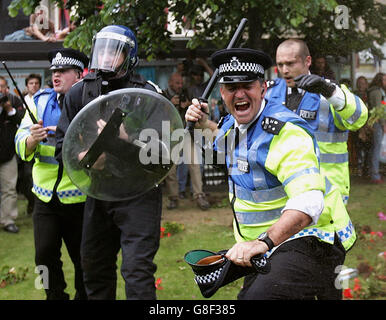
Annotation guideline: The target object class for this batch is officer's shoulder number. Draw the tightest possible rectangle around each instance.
[266,80,277,89]
[261,117,285,135]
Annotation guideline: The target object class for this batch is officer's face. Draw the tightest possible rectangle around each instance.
[276,45,311,87]
[220,80,266,125]
[97,49,125,70]
[52,69,81,94]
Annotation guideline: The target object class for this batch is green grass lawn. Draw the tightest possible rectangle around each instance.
[0,176,384,300]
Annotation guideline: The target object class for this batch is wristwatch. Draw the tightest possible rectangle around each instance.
[257,232,275,251]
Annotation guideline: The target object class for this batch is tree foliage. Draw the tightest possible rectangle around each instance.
[7,0,386,60]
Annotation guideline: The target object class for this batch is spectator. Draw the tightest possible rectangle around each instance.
[353,76,371,177]
[209,98,221,123]
[4,10,56,42]
[162,72,190,209]
[24,73,42,109]
[180,58,213,210]
[355,76,369,103]
[217,99,228,118]
[55,21,77,41]
[368,72,386,184]
[0,75,24,233]
[310,55,336,80]
[186,58,214,99]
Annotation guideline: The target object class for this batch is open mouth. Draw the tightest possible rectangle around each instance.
[235,101,250,113]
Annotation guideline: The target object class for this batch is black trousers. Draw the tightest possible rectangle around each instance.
[238,236,346,300]
[33,195,86,300]
[81,187,162,300]
[16,159,34,212]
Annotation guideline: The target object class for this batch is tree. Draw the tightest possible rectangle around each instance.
[7,0,386,60]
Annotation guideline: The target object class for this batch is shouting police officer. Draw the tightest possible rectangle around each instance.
[186,48,355,300]
[15,48,89,299]
[55,25,163,300]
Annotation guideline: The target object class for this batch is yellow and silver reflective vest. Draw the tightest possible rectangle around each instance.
[266,79,368,204]
[15,88,86,204]
[214,100,356,252]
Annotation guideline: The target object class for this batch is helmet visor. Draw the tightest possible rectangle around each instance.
[90,32,135,73]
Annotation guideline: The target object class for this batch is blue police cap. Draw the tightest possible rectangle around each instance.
[48,48,89,72]
[211,48,272,84]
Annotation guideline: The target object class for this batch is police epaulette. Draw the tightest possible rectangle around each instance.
[266,80,276,88]
[261,117,285,135]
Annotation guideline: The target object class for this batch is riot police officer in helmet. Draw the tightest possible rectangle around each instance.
[55,25,163,300]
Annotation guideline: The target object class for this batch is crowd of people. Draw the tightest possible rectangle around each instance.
[0,22,385,301]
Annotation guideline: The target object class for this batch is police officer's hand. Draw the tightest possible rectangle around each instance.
[96,119,129,141]
[29,120,55,143]
[26,120,55,155]
[294,74,336,98]
[78,150,106,170]
[225,240,268,267]
[185,98,209,129]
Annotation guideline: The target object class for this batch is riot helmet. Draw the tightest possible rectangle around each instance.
[89,25,138,79]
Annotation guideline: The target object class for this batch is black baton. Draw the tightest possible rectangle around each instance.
[186,18,248,134]
[1,61,38,124]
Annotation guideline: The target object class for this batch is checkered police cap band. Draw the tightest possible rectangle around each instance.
[194,267,223,285]
[219,56,265,77]
[51,53,85,70]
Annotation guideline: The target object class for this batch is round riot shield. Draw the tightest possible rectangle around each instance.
[63,88,184,201]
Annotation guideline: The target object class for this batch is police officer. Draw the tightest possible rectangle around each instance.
[55,25,163,300]
[15,48,89,299]
[268,39,368,204]
[185,48,356,299]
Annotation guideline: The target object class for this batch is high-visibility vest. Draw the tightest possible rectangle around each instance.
[15,88,86,204]
[266,78,368,204]
[214,100,356,252]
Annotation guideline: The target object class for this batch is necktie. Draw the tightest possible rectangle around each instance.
[58,94,65,109]
[287,88,302,112]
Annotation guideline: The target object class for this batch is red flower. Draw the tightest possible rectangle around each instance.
[343,288,353,299]
[353,278,361,292]
[155,278,163,290]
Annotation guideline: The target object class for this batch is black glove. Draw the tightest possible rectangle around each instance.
[294,74,336,98]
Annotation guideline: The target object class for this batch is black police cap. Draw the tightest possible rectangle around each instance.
[211,48,272,83]
[48,48,89,72]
